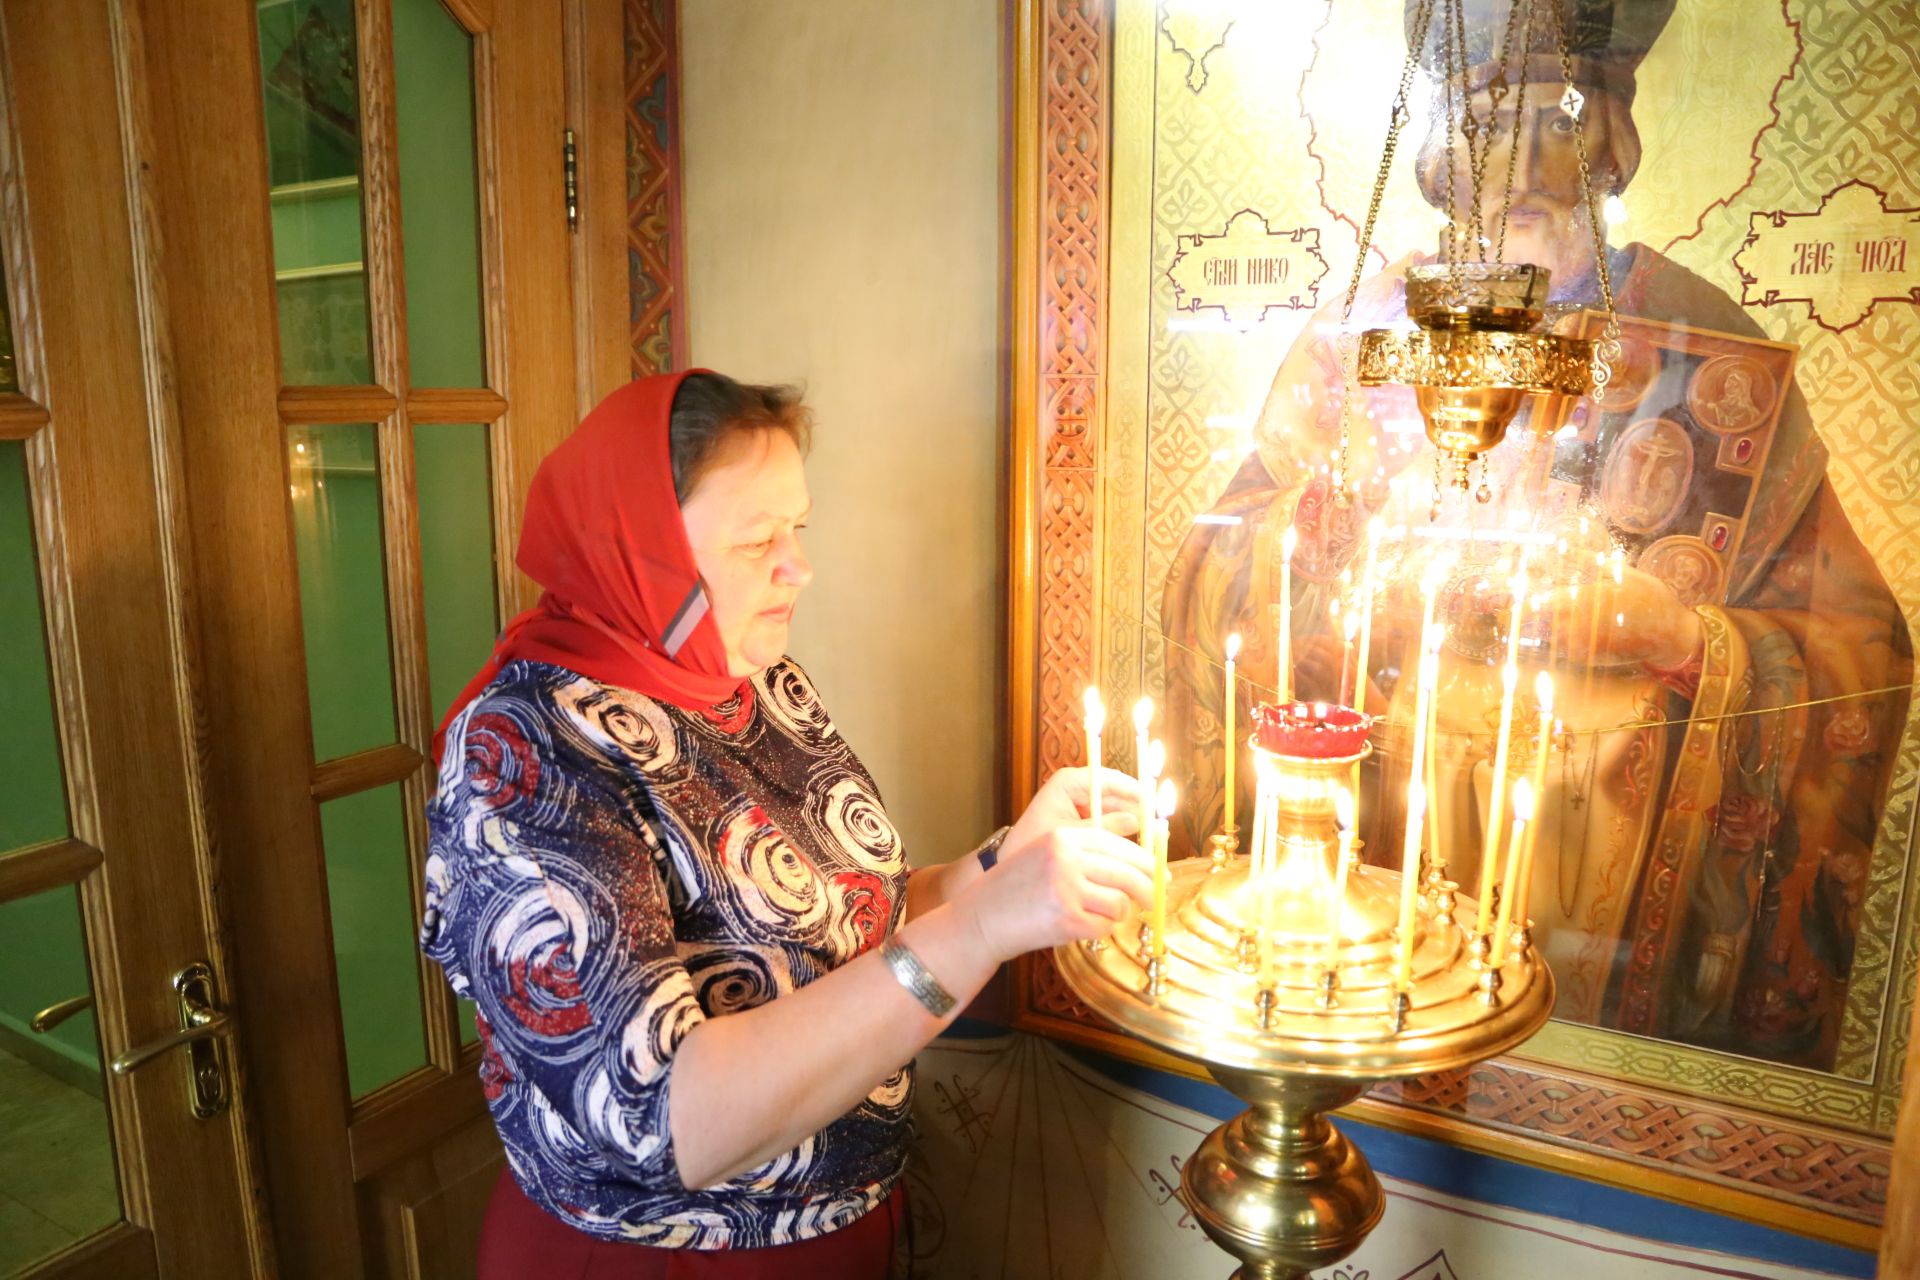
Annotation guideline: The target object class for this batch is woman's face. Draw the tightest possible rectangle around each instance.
[680,428,813,678]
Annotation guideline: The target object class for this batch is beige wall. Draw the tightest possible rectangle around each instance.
[679,0,1004,863]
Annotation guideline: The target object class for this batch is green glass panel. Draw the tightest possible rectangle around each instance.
[257,0,374,385]
[273,269,374,386]
[288,424,398,760]
[0,255,17,393]
[320,783,428,1096]
[0,442,67,853]
[458,997,479,1047]
[393,0,486,387]
[0,887,121,1272]
[415,423,498,729]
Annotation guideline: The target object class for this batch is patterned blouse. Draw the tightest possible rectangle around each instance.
[421,658,912,1249]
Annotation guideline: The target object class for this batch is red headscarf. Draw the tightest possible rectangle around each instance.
[431,370,747,763]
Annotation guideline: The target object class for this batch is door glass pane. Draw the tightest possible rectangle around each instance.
[0,441,67,852]
[415,422,498,728]
[0,886,121,1272]
[257,0,374,385]
[320,783,428,1096]
[393,0,486,388]
[288,424,398,761]
[0,256,17,393]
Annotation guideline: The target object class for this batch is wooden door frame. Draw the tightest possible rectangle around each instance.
[566,0,686,403]
[135,0,584,1274]
[0,0,272,1275]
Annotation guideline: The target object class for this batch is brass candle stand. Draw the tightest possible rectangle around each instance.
[1055,726,1554,1280]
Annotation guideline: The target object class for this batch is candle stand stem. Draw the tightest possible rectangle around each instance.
[1181,1069,1382,1280]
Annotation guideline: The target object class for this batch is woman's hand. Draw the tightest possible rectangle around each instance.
[1004,765,1146,854]
[958,824,1155,964]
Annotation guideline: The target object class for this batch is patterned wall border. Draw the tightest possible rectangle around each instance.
[1008,0,1888,1247]
[623,0,685,375]
[1033,0,1109,786]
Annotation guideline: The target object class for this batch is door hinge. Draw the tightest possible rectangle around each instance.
[564,128,579,232]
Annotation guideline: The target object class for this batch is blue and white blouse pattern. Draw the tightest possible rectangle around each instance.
[422,659,912,1249]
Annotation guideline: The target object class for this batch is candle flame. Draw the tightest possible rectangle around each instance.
[1156,778,1178,818]
[1367,514,1385,540]
[1535,670,1555,715]
[1611,549,1626,585]
[1083,686,1105,731]
[1334,787,1357,832]
[1512,776,1536,822]
[1281,525,1299,558]
[1226,631,1242,661]
[1344,610,1360,641]
[1133,697,1154,732]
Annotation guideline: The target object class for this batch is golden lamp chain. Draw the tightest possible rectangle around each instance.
[1339,0,1614,507]
[1332,0,1441,505]
[1493,0,1539,262]
[1553,0,1623,400]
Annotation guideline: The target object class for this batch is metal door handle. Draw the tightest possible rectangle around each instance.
[30,994,93,1033]
[108,962,233,1118]
[110,1008,230,1074]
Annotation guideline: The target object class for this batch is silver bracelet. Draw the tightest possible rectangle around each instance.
[881,938,956,1017]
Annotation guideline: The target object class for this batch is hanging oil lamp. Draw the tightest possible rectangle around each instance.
[1331,0,1623,512]
[1356,262,1593,496]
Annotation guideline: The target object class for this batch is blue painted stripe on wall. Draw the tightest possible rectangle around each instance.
[1057,1041,1876,1279]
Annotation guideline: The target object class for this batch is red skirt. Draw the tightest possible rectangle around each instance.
[475,1167,906,1280]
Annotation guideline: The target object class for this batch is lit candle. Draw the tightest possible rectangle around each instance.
[1277,525,1298,703]
[1140,739,1164,858]
[1247,755,1268,882]
[1489,778,1535,967]
[1394,780,1428,992]
[1394,595,1443,991]
[1134,696,1154,841]
[1223,634,1242,832]
[1354,517,1381,718]
[1261,792,1282,981]
[1152,778,1177,956]
[1084,686,1105,824]
[1474,567,1528,941]
[1339,609,1360,708]
[1325,786,1357,974]
[1419,558,1453,877]
[1516,672,1556,942]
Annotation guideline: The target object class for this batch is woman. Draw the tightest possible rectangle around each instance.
[422,369,1151,1277]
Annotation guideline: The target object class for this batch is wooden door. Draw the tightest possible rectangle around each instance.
[0,1,270,1276]
[132,0,586,1274]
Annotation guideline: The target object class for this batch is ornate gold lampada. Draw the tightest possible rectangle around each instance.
[1056,703,1553,1280]
[1357,263,1595,498]
[1325,0,1624,511]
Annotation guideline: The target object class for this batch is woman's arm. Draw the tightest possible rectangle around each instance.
[901,843,988,922]
[669,771,1151,1189]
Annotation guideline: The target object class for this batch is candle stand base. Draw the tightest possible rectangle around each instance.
[1058,849,1553,1278]
[1182,1069,1380,1280]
